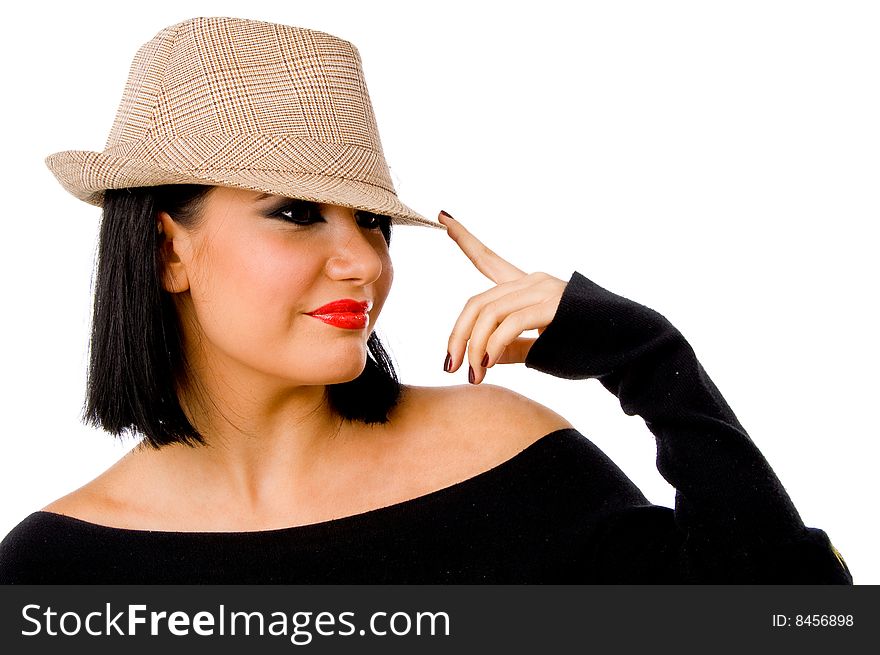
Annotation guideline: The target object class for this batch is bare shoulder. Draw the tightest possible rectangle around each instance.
[40,454,139,525]
[459,382,573,433]
[401,383,574,456]
[41,485,111,524]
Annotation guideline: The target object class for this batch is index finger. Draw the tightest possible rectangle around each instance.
[438,210,525,285]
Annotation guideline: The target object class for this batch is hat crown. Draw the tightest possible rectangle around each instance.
[108,17,382,150]
[45,16,440,228]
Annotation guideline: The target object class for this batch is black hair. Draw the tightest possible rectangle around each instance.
[84,185,402,449]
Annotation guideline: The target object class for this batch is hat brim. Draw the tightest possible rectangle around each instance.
[45,149,446,230]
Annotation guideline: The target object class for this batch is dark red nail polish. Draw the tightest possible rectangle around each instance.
[443,352,452,372]
[468,365,475,384]
[481,353,489,367]
[440,209,454,219]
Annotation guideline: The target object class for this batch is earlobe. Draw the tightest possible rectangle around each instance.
[156,211,191,294]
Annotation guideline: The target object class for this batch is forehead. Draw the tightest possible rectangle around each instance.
[209,187,336,209]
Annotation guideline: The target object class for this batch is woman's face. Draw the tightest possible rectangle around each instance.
[161,186,393,391]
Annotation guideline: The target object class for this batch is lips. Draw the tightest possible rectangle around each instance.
[307,299,372,315]
[306,299,372,330]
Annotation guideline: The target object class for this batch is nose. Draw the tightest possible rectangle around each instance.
[321,205,384,284]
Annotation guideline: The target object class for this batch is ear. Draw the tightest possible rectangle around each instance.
[157,210,191,293]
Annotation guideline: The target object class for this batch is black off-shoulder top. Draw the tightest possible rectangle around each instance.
[0,272,852,584]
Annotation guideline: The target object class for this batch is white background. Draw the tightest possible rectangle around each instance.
[0,0,877,583]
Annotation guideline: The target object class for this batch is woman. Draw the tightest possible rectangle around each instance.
[0,16,850,583]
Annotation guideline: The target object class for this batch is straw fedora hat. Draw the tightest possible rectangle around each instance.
[45,16,442,229]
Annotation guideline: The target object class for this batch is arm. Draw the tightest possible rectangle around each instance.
[524,271,852,583]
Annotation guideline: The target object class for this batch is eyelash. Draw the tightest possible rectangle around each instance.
[271,201,389,231]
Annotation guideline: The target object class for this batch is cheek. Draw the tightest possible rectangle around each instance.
[190,235,318,335]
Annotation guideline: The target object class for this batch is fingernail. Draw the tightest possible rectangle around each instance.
[443,352,452,372]
[468,365,475,384]
[439,210,455,220]
[481,353,489,367]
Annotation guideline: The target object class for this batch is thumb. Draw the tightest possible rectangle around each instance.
[494,337,538,365]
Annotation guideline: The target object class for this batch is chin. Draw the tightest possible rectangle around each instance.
[336,359,370,383]
[308,353,369,385]
[270,339,369,384]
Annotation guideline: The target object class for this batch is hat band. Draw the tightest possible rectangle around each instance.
[101,134,394,192]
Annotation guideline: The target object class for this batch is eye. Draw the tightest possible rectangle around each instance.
[355,210,390,231]
[271,200,323,225]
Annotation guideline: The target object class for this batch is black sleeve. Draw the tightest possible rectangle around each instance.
[524,271,852,583]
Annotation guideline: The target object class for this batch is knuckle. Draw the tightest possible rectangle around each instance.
[482,299,501,319]
[464,293,483,309]
[497,312,521,335]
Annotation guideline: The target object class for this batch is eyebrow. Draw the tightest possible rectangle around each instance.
[253,193,311,206]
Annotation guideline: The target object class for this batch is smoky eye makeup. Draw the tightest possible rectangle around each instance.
[266,199,323,225]
[260,196,390,231]
[354,210,390,231]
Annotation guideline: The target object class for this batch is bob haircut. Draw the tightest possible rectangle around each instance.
[85,185,402,449]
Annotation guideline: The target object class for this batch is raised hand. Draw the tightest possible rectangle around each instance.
[438,210,567,385]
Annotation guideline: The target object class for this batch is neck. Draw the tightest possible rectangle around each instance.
[136,360,374,520]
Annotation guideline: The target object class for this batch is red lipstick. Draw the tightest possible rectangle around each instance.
[306,299,372,330]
